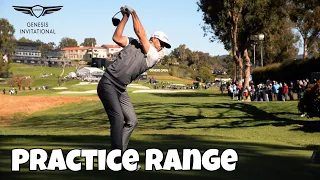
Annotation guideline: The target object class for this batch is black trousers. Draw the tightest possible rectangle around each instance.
[97,76,138,152]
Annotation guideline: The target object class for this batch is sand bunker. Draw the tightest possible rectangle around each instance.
[52,87,68,90]
[76,82,98,85]
[127,84,150,89]
[132,89,195,93]
[57,84,149,94]
[58,90,97,94]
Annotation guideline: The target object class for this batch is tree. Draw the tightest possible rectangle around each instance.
[221,55,234,76]
[17,37,33,42]
[261,18,300,65]
[47,42,56,50]
[190,51,200,65]
[309,38,320,58]
[7,75,33,91]
[170,44,193,65]
[198,66,214,83]
[80,38,96,47]
[288,0,320,60]
[197,0,242,83]
[197,0,288,91]
[59,37,78,49]
[72,60,85,71]
[0,18,16,77]
[41,43,54,52]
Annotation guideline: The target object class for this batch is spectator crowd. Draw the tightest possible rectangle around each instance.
[225,78,318,102]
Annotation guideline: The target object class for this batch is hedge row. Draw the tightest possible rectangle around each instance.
[251,57,320,83]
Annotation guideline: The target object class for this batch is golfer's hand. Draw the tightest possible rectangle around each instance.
[124,5,135,14]
[120,7,129,17]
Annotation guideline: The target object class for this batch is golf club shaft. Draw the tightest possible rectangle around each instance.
[112,10,121,18]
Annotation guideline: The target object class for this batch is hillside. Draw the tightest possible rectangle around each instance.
[0,63,199,91]
[0,63,77,90]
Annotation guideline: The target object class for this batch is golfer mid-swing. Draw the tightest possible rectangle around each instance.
[97,5,171,168]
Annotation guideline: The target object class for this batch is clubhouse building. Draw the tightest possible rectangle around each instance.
[12,41,122,67]
[12,42,71,67]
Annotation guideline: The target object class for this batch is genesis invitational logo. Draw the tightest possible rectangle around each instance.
[12,5,63,34]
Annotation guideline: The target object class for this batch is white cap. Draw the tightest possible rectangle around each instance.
[151,31,171,49]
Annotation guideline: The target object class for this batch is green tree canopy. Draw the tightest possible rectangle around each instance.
[0,18,16,76]
[197,0,290,88]
[288,0,320,59]
[80,38,96,47]
[59,37,78,49]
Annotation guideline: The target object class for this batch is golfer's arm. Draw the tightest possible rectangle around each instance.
[131,11,150,54]
[112,15,129,47]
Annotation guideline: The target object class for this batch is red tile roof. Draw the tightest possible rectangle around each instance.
[62,47,91,51]
[62,46,107,51]
[91,47,107,49]
[102,44,122,48]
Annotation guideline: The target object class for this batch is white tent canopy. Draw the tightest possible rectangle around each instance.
[68,72,77,78]
[76,67,104,77]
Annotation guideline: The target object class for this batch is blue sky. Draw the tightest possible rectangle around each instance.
[0,0,303,56]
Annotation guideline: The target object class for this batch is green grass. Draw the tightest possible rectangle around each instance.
[9,63,76,77]
[0,63,194,95]
[1,89,320,179]
[0,63,77,89]
[65,84,98,91]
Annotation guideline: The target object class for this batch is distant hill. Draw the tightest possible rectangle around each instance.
[214,55,229,60]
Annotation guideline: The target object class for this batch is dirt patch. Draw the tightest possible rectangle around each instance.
[0,95,99,127]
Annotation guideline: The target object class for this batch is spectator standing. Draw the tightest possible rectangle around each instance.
[272,82,279,101]
[283,83,289,101]
[289,81,294,100]
[237,82,243,101]
[267,84,272,101]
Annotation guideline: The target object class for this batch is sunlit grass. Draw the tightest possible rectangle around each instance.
[0,64,319,179]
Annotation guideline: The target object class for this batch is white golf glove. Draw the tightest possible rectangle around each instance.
[120,7,126,13]
[124,5,134,14]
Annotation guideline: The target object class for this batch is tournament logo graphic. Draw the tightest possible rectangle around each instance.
[12,5,63,34]
[12,5,63,18]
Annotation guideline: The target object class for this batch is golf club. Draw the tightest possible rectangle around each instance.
[112,10,121,26]
[112,7,131,26]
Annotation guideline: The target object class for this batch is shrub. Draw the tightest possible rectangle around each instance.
[298,80,320,118]
[251,57,320,83]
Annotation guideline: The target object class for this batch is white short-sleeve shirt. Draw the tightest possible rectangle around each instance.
[126,37,160,68]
